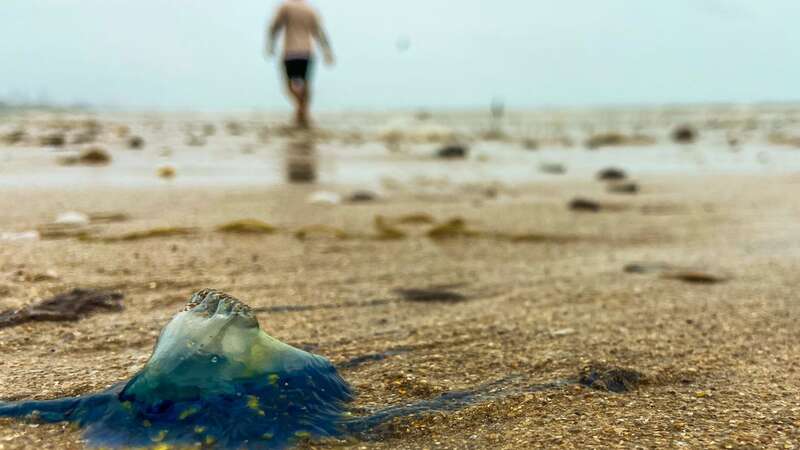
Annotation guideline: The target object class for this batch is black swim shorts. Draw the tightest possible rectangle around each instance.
[284,58,313,82]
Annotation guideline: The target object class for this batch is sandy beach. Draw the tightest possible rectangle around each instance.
[1,108,800,448]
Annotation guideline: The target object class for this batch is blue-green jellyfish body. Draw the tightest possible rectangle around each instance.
[0,289,353,449]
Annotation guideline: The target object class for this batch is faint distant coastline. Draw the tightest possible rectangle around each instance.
[0,99,89,115]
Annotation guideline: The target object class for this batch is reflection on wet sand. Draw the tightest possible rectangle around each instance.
[285,134,317,184]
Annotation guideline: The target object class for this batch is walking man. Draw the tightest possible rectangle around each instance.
[266,0,334,128]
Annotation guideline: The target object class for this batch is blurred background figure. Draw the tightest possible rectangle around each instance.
[266,0,335,128]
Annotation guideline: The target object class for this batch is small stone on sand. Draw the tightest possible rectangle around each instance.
[348,191,379,203]
[597,168,628,181]
[436,145,468,159]
[59,147,112,166]
[127,136,145,149]
[157,164,177,179]
[672,125,698,144]
[569,198,602,213]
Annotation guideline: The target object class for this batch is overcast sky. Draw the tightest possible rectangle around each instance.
[2,0,799,111]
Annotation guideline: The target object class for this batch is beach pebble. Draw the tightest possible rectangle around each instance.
[569,198,602,213]
[127,136,145,149]
[80,147,111,165]
[347,190,379,203]
[672,125,697,144]
[157,164,177,179]
[436,145,468,159]
[59,147,112,166]
[597,167,627,181]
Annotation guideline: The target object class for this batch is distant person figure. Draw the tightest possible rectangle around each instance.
[266,0,334,128]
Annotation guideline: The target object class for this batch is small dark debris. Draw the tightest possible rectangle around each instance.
[597,168,627,181]
[340,348,411,369]
[663,271,727,285]
[88,212,130,224]
[672,125,697,144]
[0,289,124,329]
[39,133,66,147]
[127,136,145,149]
[436,145,468,159]
[394,288,467,303]
[623,262,675,274]
[79,148,111,165]
[59,147,111,166]
[348,190,378,203]
[607,182,639,195]
[578,364,645,393]
[569,198,602,213]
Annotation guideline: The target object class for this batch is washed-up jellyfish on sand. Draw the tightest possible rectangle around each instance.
[0,289,353,449]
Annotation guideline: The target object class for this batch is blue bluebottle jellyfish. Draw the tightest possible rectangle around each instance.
[0,289,353,449]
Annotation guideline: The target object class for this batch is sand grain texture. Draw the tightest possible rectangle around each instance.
[1,110,799,449]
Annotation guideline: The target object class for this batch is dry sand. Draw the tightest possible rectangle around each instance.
[1,109,799,448]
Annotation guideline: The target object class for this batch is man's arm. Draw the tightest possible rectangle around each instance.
[313,16,334,65]
[266,5,287,57]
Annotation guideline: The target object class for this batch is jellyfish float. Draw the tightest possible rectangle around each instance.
[0,289,353,449]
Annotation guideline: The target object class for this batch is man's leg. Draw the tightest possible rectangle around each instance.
[285,78,305,126]
[297,81,311,128]
[291,80,309,128]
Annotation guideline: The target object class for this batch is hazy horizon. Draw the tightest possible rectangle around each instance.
[3,0,799,111]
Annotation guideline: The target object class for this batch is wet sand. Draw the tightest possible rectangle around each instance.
[1,109,800,448]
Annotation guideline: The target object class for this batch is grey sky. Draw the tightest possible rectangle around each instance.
[2,0,799,111]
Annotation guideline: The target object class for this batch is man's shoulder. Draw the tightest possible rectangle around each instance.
[285,1,318,16]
